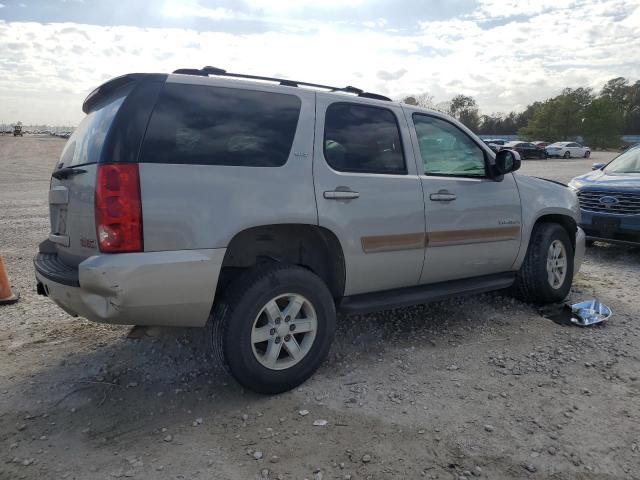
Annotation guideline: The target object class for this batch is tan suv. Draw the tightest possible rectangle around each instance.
[35,67,585,393]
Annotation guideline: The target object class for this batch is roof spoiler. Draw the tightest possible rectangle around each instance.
[82,73,148,114]
[172,66,391,101]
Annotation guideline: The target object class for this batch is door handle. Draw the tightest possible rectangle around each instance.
[324,190,360,200]
[429,191,457,202]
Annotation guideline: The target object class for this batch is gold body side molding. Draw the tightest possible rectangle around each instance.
[361,226,520,253]
[427,226,521,247]
[361,233,425,253]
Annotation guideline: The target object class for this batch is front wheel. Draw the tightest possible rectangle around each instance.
[511,223,574,304]
[208,264,336,394]
[563,151,571,159]
[584,151,591,158]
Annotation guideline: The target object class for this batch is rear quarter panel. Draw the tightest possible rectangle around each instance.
[139,77,318,251]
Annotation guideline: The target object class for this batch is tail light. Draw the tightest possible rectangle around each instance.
[95,163,143,253]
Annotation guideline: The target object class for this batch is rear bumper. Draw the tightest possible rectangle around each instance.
[34,246,226,327]
[579,210,640,245]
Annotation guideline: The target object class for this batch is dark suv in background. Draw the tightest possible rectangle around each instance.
[569,146,640,245]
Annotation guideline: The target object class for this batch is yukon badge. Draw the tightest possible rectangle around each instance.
[499,218,520,225]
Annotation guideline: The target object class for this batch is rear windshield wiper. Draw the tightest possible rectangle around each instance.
[51,166,87,180]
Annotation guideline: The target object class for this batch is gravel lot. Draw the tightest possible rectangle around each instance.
[1,136,639,480]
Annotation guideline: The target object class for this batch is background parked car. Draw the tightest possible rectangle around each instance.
[482,138,507,153]
[503,141,547,159]
[546,142,590,158]
[532,141,550,149]
[568,145,640,245]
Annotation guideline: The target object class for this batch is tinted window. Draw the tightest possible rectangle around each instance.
[413,114,486,177]
[58,86,131,168]
[140,84,301,166]
[323,103,405,174]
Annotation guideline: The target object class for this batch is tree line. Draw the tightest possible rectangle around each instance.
[402,77,640,149]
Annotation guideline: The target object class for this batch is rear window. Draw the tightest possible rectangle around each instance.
[140,83,301,167]
[57,87,130,168]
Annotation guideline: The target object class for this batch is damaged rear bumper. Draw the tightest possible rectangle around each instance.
[34,245,225,327]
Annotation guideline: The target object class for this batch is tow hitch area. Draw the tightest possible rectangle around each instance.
[540,299,612,326]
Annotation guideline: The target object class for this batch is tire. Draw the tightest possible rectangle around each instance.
[563,151,571,159]
[511,222,574,304]
[207,263,336,394]
[584,151,590,158]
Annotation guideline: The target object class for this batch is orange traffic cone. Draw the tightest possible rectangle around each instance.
[0,256,19,305]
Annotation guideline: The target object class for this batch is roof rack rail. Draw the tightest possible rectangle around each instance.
[172,66,391,101]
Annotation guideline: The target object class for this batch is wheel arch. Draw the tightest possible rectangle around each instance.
[216,224,346,301]
[533,214,577,251]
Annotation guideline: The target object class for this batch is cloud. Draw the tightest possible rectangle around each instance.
[0,0,638,125]
[161,1,238,21]
[377,69,408,81]
[245,0,366,10]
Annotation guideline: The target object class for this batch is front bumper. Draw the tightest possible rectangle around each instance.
[579,210,640,245]
[34,244,226,327]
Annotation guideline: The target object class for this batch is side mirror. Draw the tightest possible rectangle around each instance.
[591,162,605,170]
[494,149,521,176]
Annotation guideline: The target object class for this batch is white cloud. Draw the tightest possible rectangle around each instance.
[1,0,638,125]
[244,0,366,10]
[161,1,238,21]
[469,0,578,19]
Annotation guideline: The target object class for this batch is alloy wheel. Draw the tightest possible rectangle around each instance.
[250,293,318,370]
[546,240,567,289]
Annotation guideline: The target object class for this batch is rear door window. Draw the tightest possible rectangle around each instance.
[140,84,302,167]
[323,103,406,174]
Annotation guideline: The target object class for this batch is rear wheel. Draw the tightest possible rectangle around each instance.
[563,151,571,159]
[208,264,336,394]
[511,223,574,304]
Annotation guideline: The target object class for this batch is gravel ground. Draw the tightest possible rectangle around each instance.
[1,136,639,480]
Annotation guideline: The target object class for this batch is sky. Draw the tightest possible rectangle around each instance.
[1,0,639,125]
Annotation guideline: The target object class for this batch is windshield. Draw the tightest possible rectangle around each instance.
[549,142,567,147]
[605,147,640,174]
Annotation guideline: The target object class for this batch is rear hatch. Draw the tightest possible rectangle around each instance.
[48,74,165,267]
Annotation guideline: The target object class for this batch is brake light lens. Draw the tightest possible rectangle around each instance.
[95,163,142,253]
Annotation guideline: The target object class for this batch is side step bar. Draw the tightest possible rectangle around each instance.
[338,272,516,315]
